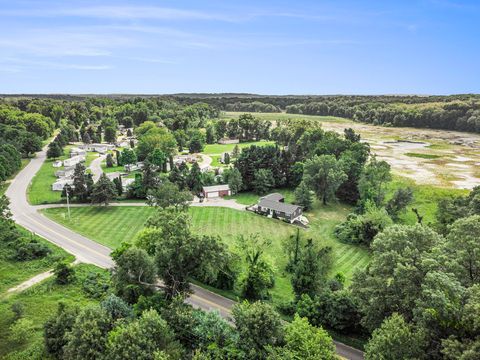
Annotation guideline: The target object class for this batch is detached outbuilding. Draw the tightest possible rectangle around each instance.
[202,184,231,199]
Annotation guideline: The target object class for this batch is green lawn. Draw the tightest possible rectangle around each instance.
[225,188,296,205]
[27,146,73,205]
[0,264,104,358]
[101,163,125,173]
[203,140,275,155]
[42,203,369,304]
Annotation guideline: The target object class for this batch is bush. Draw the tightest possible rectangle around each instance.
[14,239,51,261]
[9,318,35,343]
[54,262,75,285]
[334,203,393,246]
[81,271,110,298]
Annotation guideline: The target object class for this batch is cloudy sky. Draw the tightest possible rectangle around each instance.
[0,0,479,94]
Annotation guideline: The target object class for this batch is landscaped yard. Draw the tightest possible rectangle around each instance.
[42,203,369,304]
[0,264,104,358]
[0,226,74,294]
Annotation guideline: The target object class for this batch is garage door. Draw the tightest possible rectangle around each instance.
[207,191,219,198]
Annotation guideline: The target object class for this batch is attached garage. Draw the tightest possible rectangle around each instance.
[202,184,231,199]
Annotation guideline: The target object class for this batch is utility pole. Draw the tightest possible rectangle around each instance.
[65,186,71,220]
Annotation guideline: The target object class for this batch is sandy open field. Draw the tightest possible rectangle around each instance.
[225,112,480,189]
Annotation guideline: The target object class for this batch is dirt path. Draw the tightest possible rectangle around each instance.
[199,154,213,171]
[7,271,54,294]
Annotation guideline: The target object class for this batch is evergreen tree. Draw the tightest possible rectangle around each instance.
[253,169,275,195]
[294,181,313,210]
[72,163,89,202]
[47,141,63,159]
[91,173,117,205]
[113,176,123,196]
[187,162,203,193]
[106,153,114,168]
[104,126,117,143]
[291,240,332,299]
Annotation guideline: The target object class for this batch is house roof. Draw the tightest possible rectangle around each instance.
[261,193,284,202]
[258,198,301,215]
[202,184,230,193]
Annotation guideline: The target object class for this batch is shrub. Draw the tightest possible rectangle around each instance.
[54,262,75,285]
[14,239,51,261]
[82,271,110,298]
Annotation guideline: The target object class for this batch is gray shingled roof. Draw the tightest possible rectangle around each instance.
[258,198,301,215]
[262,193,284,202]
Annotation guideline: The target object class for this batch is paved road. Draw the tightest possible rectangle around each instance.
[89,154,106,182]
[5,145,364,360]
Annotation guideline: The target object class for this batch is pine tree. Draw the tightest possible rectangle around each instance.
[187,162,203,193]
[91,173,117,205]
[295,182,313,210]
[106,154,114,168]
[47,142,63,159]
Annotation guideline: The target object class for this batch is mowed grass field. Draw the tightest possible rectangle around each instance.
[27,146,73,205]
[222,111,352,124]
[42,204,369,303]
[203,140,275,155]
[0,264,104,358]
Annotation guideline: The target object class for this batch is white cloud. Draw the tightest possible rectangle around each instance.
[0,57,111,71]
[0,5,237,22]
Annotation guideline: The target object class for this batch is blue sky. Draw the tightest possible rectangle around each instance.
[0,0,479,94]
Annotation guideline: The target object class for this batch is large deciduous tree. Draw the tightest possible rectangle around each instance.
[232,301,284,360]
[303,154,347,205]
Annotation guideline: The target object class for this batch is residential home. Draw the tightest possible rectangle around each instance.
[63,155,85,167]
[70,147,86,157]
[52,178,74,191]
[218,138,239,145]
[124,162,144,172]
[254,193,303,223]
[55,167,75,178]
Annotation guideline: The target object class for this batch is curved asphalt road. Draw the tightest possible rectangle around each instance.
[5,145,364,360]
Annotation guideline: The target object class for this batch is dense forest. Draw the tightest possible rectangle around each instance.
[4,93,480,133]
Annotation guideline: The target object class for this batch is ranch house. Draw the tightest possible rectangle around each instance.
[254,193,303,223]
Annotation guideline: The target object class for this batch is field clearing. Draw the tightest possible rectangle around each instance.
[42,204,369,304]
[0,264,103,357]
[0,226,74,295]
[203,140,274,155]
[225,111,480,190]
